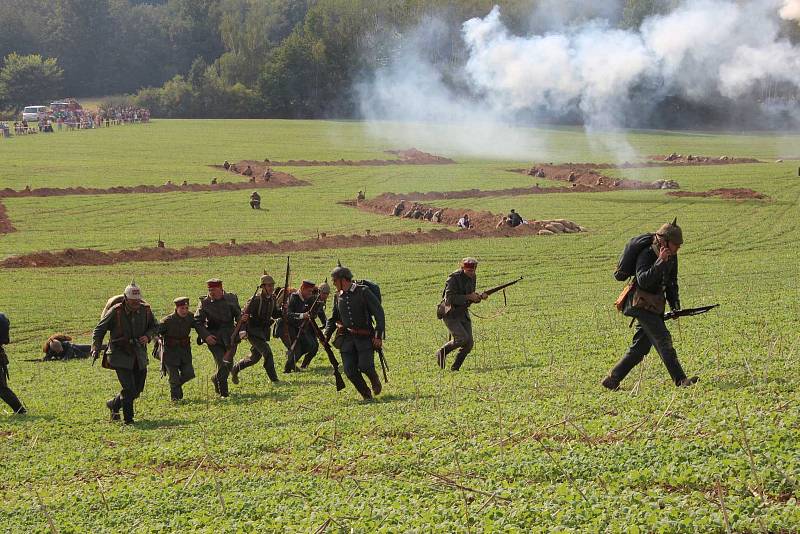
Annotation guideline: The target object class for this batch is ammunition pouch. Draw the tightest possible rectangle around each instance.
[631,287,666,315]
[615,281,635,312]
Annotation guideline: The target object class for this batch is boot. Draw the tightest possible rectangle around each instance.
[601,375,620,391]
[230,365,240,384]
[451,351,467,371]
[348,374,373,401]
[265,364,279,383]
[677,376,699,387]
[121,399,134,424]
[170,385,182,402]
[211,376,220,395]
[218,379,229,398]
[106,397,120,421]
[365,369,382,396]
[300,353,314,369]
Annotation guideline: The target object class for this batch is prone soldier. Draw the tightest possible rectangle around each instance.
[230,275,282,384]
[194,279,241,398]
[324,267,385,401]
[92,282,157,424]
[436,258,488,371]
[156,297,199,401]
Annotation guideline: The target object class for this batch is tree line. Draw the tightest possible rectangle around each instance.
[1,0,798,119]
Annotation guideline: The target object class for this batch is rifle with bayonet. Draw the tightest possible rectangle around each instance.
[223,285,261,365]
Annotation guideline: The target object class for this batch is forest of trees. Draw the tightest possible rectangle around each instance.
[1,0,798,119]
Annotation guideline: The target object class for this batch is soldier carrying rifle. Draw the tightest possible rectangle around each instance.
[602,219,699,390]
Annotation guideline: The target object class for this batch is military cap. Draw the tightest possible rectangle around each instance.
[461,257,478,267]
[331,266,353,281]
[656,217,684,245]
[206,278,223,288]
[173,297,190,307]
[301,280,316,289]
[260,274,275,286]
[124,280,143,300]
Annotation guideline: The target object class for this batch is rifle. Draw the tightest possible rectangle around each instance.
[287,290,323,358]
[377,347,389,383]
[223,285,261,364]
[481,276,524,297]
[664,304,719,321]
[309,318,346,391]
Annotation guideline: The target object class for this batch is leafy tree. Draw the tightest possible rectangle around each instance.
[0,53,64,110]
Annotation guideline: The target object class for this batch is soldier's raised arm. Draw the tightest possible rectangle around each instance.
[666,255,680,310]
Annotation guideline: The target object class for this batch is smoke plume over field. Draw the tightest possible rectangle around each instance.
[357,0,800,160]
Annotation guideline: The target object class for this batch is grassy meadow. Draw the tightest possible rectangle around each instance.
[0,119,799,532]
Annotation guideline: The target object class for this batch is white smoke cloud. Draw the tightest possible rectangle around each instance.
[357,1,800,161]
[780,0,800,23]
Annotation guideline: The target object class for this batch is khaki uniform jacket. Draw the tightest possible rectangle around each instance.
[194,293,241,349]
[92,303,157,370]
[157,313,198,366]
[443,270,476,320]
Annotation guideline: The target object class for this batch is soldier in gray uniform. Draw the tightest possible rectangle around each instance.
[230,274,282,384]
[279,280,326,373]
[602,219,698,390]
[157,297,198,401]
[194,279,241,398]
[392,200,406,216]
[250,191,261,209]
[324,267,385,401]
[436,258,488,371]
[92,282,157,424]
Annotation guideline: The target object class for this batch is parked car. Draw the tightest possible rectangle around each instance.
[22,105,49,121]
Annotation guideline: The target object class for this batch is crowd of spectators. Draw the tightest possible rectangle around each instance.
[0,103,150,138]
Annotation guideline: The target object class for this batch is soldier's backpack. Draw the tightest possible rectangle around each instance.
[355,279,382,303]
[0,312,10,345]
[614,233,654,281]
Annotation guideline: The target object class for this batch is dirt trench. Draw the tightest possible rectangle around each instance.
[667,188,768,200]
[649,154,762,165]
[237,148,455,167]
[0,171,307,199]
[0,202,15,234]
[1,217,585,269]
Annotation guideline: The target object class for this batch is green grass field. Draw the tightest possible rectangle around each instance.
[1,120,799,532]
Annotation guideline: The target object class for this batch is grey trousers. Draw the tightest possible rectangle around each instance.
[611,311,687,385]
[441,315,474,370]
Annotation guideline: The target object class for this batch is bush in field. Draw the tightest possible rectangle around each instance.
[0,53,63,111]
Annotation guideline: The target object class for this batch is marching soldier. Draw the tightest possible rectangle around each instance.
[602,219,698,390]
[0,312,26,415]
[250,191,261,209]
[92,282,157,424]
[230,275,282,384]
[156,297,198,401]
[281,280,325,373]
[194,279,241,398]
[324,267,385,401]
[436,258,488,371]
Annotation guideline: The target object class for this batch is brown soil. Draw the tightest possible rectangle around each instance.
[0,171,307,199]
[1,219,584,269]
[666,188,768,200]
[647,154,761,165]
[253,148,455,167]
[0,202,15,234]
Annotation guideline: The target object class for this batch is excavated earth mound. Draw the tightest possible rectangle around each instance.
[349,198,585,235]
[648,154,761,165]
[0,203,15,234]
[0,171,306,198]
[248,148,455,167]
[1,217,585,269]
[516,163,679,189]
[667,188,768,200]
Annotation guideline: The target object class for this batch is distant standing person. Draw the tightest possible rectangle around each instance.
[435,258,487,371]
[250,191,261,209]
[92,282,157,424]
[602,219,698,390]
[194,279,241,398]
[0,313,26,414]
